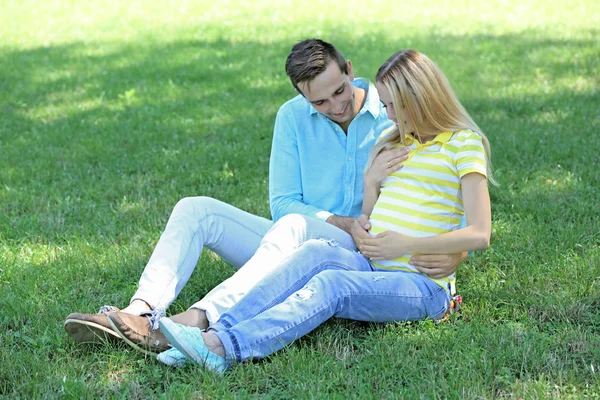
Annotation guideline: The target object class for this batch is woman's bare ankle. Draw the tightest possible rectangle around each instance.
[201,331,226,358]
[169,308,209,330]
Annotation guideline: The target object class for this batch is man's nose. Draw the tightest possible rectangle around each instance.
[331,98,344,114]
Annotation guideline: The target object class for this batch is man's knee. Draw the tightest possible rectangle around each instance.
[261,214,309,245]
[271,214,355,251]
[272,213,310,232]
[173,196,221,217]
[267,214,330,241]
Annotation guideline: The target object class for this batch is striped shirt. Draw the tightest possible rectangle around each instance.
[369,130,487,293]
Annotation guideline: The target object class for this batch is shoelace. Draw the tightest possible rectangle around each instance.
[140,308,165,331]
[97,305,117,314]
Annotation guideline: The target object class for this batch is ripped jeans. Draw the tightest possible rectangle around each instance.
[210,239,451,364]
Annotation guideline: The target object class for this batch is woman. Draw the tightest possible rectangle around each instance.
[158,49,494,373]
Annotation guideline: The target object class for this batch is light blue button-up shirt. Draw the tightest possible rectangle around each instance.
[269,78,393,222]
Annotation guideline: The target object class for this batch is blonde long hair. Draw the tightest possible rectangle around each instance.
[373,50,495,184]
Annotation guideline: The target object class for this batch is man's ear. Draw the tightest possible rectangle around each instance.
[346,60,355,81]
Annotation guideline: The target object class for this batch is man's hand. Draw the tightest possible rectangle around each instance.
[350,214,371,246]
[326,215,356,234]
[409,252,468,279]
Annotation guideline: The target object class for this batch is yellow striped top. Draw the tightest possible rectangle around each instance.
[369,130,488,293]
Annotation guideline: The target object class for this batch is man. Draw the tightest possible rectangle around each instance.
[64,39,463,355]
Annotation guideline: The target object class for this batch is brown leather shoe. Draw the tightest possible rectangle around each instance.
[64,305,121,344]
[107,310,170,355]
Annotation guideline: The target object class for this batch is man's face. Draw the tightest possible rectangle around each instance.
[297,61,356,125]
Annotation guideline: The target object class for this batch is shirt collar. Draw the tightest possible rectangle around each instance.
[308,78,381,118]
[407,131,454,146]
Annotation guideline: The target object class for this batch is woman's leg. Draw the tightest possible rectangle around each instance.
[191,215,358,324]
[214,270,451,363]
[65,197,272,346]
[158,239,370,369]
[209,238,370,331]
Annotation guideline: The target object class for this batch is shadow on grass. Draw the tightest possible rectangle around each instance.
[0,30,597,242]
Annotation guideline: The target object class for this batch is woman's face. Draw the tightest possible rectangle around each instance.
[375,81,413,134]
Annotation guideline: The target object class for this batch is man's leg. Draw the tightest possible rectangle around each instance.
[131,196,273,311]
[189,214,358,324]
[65,196,272,347]
[110,214,351,353]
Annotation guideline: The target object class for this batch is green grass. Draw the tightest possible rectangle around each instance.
[1,0,599,398]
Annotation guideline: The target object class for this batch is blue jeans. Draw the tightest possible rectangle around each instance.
[210,239,451,364]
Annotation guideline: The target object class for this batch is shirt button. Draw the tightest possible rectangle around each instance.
[348,157,352,161]
[348,186,352,190]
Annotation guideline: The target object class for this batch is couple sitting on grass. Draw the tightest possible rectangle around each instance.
[65,39,493,373]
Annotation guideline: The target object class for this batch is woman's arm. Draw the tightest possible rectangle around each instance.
[406,172,490,253]
[358,172,491,259]
[362,182,380,216]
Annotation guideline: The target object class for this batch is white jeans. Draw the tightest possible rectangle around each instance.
[132,197,356,323]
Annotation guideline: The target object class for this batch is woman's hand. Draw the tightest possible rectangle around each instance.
[364,147,409,188]
[358,230,411,260]
[410,253,467,279]
[358,229,468,279]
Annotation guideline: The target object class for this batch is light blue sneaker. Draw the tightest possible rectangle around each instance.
[156,347,188,368]
[159,318,227,374]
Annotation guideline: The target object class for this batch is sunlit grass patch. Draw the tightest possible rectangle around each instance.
[1,0,599,397]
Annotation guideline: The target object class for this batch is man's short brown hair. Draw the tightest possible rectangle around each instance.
[285,39,348,94]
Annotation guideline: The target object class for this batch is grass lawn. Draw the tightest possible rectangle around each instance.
[1,0,599,398]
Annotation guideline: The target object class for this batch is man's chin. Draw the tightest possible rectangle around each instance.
[329,112,353,124]
[331,101,355,124]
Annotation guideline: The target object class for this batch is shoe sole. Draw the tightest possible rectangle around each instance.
[106,317,160,356]
[157,348,188,368]
[159,319,225,373]
[64,319,121,344]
